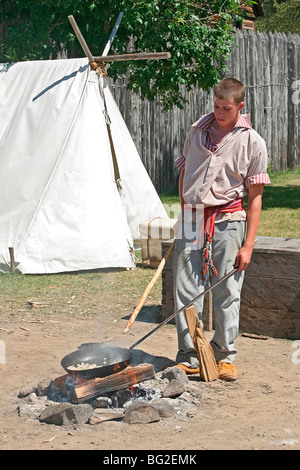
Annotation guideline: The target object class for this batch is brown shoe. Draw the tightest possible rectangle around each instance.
[175,363,200,374]
[217,361,238,381]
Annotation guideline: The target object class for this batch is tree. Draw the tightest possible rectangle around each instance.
[0,0,253,109]
[256,0,300,35]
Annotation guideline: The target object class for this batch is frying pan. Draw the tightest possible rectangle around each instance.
[61,268,237,378]
[61,343,133,379]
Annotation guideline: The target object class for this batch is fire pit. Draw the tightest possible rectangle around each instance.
[17,364,202,426]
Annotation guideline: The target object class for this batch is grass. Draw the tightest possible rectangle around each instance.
[257,168,300,238]
[160,168,300,239]
[0,265,163,322]
[0,266,165,329]
[0,169,299,324]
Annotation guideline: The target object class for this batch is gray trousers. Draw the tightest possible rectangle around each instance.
[173,218,246,365]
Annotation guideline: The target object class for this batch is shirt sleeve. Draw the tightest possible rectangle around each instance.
[245,133,271,188]
[245,173,271,188]
[175,155,185,170]
[174,127,195,171]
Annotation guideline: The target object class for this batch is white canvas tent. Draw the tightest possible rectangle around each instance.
[0,58,168,273]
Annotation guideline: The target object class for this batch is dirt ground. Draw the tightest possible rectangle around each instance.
[0,310,299,452]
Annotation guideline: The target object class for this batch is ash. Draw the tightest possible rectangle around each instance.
[93,384,161,410]
[17,366,204,426]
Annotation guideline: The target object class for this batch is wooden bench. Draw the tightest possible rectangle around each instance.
[161,236,300,339]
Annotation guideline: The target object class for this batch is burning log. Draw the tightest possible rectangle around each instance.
[74,363,155,403]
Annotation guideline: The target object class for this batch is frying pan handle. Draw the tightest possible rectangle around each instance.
[129,267,237,350]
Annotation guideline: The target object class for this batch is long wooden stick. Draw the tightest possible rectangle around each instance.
[68,14,171,65]
[123,240,175,333]
[68,15,94,62]
[94,52,171,63]
[8,247,15,273]
[102,12,124,56]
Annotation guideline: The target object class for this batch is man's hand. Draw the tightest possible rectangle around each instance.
[235,244,254,271]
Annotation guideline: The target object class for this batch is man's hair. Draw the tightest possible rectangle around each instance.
[214,78,245,104]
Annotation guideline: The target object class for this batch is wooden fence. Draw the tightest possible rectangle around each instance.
[110,30,300,192]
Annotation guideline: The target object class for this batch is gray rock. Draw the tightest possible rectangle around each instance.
[162,379,185,398]
[89,408,124,424]
[18,402,48,419]
[152,398,175,418]
[36,378,51,397]
[39,403,92,426]
[123,400,160,424]
[162,366,190,385]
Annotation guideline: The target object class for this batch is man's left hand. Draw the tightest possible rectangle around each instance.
[235,244,253,271]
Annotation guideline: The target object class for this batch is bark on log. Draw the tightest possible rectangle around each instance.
[74,363,155,403]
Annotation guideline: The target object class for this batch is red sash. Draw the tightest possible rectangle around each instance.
[202,198,244,283]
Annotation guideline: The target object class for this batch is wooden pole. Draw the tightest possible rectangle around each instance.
[208,290,213,331]
[94,52,171,63]
[8,247,15,273]
[68,15,95,62]
[68,14,171,66]
[123,240,175,333]
[102,12,123,56]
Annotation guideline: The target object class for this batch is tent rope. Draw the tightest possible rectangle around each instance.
[90,61,108,79]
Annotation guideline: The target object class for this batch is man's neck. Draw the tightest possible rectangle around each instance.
[210,113,240,144]
[210,120,231,144]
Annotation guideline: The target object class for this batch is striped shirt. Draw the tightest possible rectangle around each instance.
[175,113,271,218]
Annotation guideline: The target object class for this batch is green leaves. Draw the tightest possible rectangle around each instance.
[0,0,251,109]
[256,0,300,35]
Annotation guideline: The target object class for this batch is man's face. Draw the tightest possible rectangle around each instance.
[213,96,244,130]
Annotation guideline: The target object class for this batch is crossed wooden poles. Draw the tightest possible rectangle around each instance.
[68,12,171,331]
[68,13,170,69]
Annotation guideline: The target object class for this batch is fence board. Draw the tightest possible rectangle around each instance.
[287,33,300,169]
[110,31,300,191]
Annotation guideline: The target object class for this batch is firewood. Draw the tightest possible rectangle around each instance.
[184,305,219,382]
[241,332,268,340]
[74,363,155,403]
[51,374,71,395]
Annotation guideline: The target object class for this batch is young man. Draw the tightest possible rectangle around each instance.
[173,78,270,380]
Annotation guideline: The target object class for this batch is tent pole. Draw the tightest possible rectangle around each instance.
[94,52,171,63]
[8,247,15,273]
[100,13,124,185]
[68,15,95,63]
[102,12,123,56]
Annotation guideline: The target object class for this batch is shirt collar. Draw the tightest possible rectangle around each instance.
[192,112,252,130]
